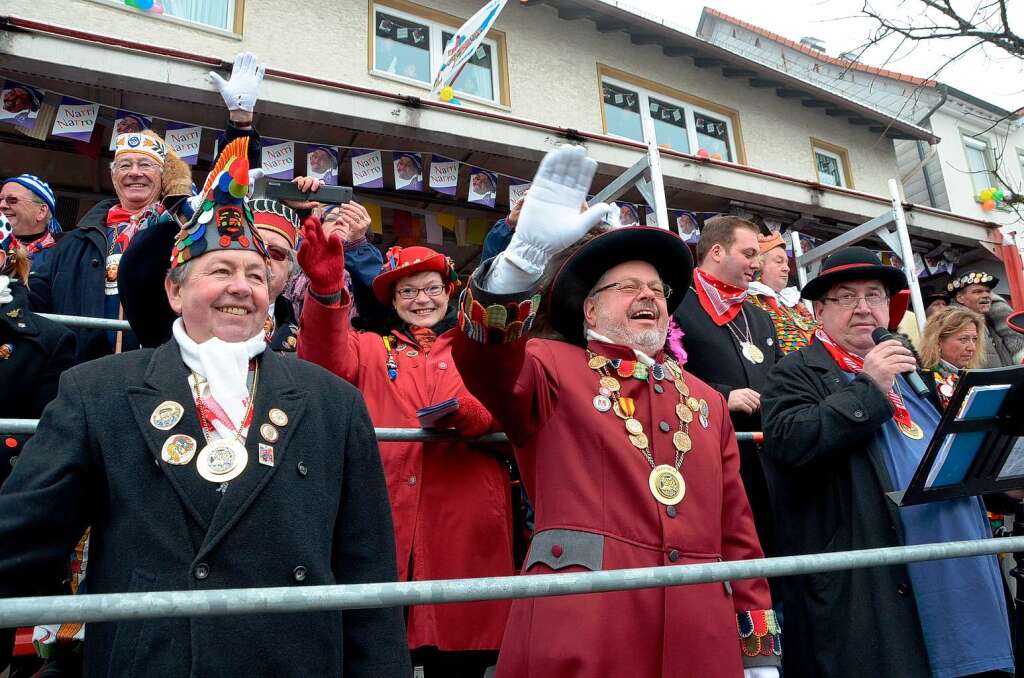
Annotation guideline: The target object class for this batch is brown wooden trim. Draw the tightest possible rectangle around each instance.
[596,63,747,164]
[233,0,245,35]
[809,137,855,189]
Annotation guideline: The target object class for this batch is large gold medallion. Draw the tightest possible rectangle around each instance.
[898,420,925,440]
[197,438,249,483]
[649,465,685,506]
[741,342,765,364]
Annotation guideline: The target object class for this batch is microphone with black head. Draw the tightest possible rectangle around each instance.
[871,327,930,399]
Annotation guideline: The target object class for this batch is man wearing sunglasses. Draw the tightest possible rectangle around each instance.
[0,174,63,270]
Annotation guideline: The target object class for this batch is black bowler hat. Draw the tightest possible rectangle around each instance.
[549,226,693,346]
[802,246,908,301]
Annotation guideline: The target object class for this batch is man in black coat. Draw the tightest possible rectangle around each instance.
[0,136,410,677]
[761,247,1013,677]
[672,215,781,558]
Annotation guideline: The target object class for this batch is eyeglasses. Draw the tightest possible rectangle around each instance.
[266,245,290,262]
[823,292,888,308]
[949,335,979,346]
[396,284,445,300]
[590,278,672,300]
[0,196,43,207]
[113,160,161,173]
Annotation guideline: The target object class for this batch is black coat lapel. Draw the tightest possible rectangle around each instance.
[197,349,308,558]
[127,342,211,532]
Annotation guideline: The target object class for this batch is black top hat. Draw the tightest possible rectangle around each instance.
[802,246,908,301]
[549,226,693,346]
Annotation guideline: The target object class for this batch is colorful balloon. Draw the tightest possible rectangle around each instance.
[982,199,997,211]
[710,152,722,160]
[696,148,710,159]
[151,1,164,13]
[980,188,993,202]
[994,189,1005,202]
[439,86,454,102]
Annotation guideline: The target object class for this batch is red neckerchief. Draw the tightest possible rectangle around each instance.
[408,326,438,355]
[105,205,146,251]
[814,329,911,427]
[24,231,56,256]
[693,268,748,326]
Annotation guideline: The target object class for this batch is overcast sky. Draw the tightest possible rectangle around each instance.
[618,0,1023,112]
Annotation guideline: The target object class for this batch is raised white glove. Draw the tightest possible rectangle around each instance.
[504,145,612,276]
[209,52,266,113]
[744,667,779,678]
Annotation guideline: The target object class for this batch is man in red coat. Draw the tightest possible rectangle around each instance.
[451,145,780,677]
[296,223,513,676]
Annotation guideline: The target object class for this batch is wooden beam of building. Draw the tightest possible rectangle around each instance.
[693,57,726,68]
[847,117,873,125]
[596,20,628,32]
[801,99,831,108]
[557,7,590,20]
[775,88,806,99]
[630,33,662,46]
[749,78,782,88]
[824,108,849,117]
[663,45,700,57]
[722,68,757,78]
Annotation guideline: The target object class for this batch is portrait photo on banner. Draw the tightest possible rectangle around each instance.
[393,152,423,191]
[108,111,152,149]
[468,167,497,207]
[1,80,44,130]
[307,145,339,185]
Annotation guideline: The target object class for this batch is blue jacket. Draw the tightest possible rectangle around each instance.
[28,198,127,364]
[482,218,513,262]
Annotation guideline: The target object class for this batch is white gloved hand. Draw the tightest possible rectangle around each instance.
[247,168,266,197]
[209,52,266,113]
[744,667,779,678]
[503,145,613,277]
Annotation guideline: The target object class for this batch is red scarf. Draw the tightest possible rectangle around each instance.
[408,326,438,355]
[814,329,912,428]
[24,231,57,256]
[105,205,146,251]
[693,268,748,326]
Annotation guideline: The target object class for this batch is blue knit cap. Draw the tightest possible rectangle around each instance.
[2,174,62,234]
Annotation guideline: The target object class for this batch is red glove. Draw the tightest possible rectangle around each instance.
[297,215,346,296]
[435,396,495,439]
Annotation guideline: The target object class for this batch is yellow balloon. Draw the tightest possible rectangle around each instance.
[440,86,454,102]
[980,188,993,201]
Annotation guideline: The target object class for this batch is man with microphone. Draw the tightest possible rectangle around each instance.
[760,246,1012,678]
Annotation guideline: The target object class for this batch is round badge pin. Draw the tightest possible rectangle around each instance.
[161,434,197,465]
[593,395,612,412]
[260,423,279,443]
[268,408,288,427]
[151,401,184,431]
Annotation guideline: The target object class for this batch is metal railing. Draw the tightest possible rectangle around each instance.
[0,419,761,443]
[0,536,1020,627]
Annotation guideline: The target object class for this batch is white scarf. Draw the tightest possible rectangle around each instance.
[586,328,657,365]
[0,275,12,305]
[748,281,801,308]
[173,318,266,431]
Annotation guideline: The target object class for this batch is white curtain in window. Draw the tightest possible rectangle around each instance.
[161,0,231,29]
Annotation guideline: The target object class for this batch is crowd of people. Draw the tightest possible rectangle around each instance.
[1,51,1024,678]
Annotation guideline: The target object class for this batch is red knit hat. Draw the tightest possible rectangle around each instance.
[372,245,460,304]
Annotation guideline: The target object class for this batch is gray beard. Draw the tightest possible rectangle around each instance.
[598,321,666,355]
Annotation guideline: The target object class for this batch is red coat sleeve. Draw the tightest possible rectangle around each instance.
[450,272,557,448]
[715,389,782,664]
[296,289,365,386]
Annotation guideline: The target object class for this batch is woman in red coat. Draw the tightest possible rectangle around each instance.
[296,222,512,677]
[452,146,780,677]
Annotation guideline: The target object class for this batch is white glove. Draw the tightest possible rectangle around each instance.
[209,52,266,113]
[247,168,266,197]
[744,667,779,678]
[483,146,612,293]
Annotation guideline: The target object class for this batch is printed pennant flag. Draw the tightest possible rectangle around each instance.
[51,97,99,142]
[351,149,384,189]
[307,145,339,185]
[108,111,152,149]
[262,139,295,180]
[507,180,530,207]
[429,155,459,196]
[0,80,45,130]
[393,152,423,191]
[165,122,202,166]
[467,167,497,208]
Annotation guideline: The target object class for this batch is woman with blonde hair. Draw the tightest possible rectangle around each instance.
[920,306,987,408]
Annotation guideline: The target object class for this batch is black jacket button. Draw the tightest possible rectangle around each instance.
[897,583,910,596]
[659,421,671,432]
[666,505,677,518]
[853,409,864,418]
[668,549,680,562]
[297,461,308,476]
[653,384,664,394]
[91,258,100,267]
[194,563,210,580]
[293,566,308,582]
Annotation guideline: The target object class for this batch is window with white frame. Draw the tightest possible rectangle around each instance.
[96,0,238,31]
[963,136,997,196]
[813,146,847,187]
[372,4,502,104]
[600,78,737,161]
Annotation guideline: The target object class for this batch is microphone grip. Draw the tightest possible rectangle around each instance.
[871,328,931,399]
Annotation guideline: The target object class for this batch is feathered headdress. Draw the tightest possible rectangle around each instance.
[170,137,269,268]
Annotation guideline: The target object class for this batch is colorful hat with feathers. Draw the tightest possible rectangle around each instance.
[169,137,269,268]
